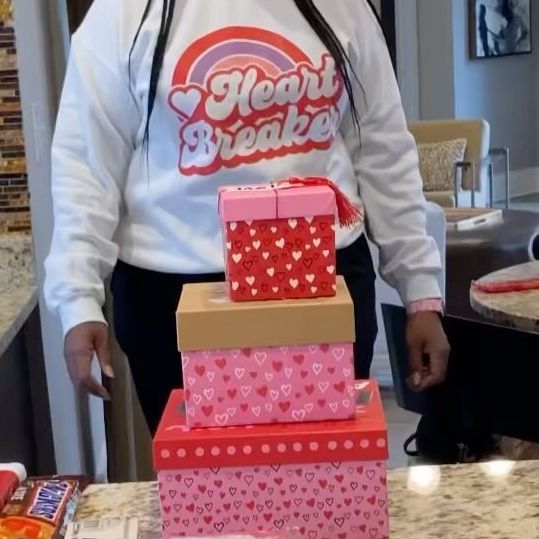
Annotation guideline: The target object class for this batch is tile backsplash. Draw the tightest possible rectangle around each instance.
[0,0,30,234]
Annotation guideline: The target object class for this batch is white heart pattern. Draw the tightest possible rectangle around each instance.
[255,352,267,366]
[182,343,357,428]
[169,86,202,121]
[318,381,330,393]
[214,413,229,426]
[158,458,389,538]
[225,215,337,300]
[241,386,252,397]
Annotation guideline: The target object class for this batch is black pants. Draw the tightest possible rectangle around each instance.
[111,235,378,434]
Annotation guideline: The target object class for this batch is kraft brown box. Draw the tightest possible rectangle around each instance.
[176,276,355,351]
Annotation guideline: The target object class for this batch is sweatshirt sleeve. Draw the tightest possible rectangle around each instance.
[44,29,139,336]
[340,1,442,305]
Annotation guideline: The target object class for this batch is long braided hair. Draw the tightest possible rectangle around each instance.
[131,0,383,146]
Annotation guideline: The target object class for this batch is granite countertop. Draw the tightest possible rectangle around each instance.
[76,460,539,538]
[471,262,539,333]
[0,234,38,356]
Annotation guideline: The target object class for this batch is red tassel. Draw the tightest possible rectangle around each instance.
[285,177,363,228]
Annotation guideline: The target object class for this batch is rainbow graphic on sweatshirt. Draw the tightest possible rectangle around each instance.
[169,26,344,176]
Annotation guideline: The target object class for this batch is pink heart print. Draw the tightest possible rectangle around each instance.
[182,343,355,428]
[158,461,389,539]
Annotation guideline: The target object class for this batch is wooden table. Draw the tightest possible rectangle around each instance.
[470,262,539,333]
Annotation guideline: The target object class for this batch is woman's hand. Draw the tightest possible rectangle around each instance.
[64,322,114,400]
[406,312,450,391]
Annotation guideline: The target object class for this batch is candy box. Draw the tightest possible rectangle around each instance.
[219,181,338,302]
[177,278,356,428]
[0,476,89,539]
[154,381,389,539]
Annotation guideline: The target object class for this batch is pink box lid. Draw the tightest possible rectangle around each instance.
[153,381,388,470]
[218,183,336,222]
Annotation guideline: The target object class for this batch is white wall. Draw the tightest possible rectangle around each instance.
[412,0,539,199]
[452,0,539,171]
[416,0,456,119]
[395,0,420,121]
[13,0,106,476]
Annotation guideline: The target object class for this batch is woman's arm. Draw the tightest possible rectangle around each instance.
[341,0,449,390]
[340,2,442,307]
[45,5,139,338]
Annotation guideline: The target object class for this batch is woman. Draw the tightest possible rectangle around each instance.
[46,0,449,434]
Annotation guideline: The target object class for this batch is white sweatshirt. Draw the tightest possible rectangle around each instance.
[46,0,442,336]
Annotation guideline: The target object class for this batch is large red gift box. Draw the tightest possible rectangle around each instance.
[177,278,356,428]
[154,381,389,539]
[219,182,338,302]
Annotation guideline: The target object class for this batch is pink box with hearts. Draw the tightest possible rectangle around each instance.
[219,182,337,302]
[177,279,356,428]
[154,381,389,539]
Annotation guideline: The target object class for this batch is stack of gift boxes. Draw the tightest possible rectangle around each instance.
[153,181,390,539]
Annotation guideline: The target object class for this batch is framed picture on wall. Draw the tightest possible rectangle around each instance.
[469,0,532,58]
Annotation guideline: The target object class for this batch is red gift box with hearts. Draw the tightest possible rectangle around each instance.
[154,381,389,539]
[219,180,341,302]
[177,278,356,428]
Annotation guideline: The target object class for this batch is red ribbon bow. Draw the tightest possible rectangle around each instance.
[280,177,363,229]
